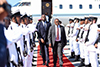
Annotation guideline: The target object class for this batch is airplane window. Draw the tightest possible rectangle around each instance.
[99,5,100,9]
[59,4,63,9]
[19,2,31,6]
[79,4,82,9]
[69,4,73,9]
[13,2,20,7]
[89,4,92,9]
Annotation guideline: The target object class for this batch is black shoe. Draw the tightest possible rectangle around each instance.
[78,59,85,67]
[46,60,50,66]
[72,55,80,62]
[78,63,85,67]
[43,63,45,65]
[69,52,75,59]
[46,62,49,66]
[54,64,56,67]
[60,65,63,67]
[33,56,37,58]
[32,59,37,62]
[32,64,36,66]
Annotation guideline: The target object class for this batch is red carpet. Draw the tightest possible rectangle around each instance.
[37,45,75,67]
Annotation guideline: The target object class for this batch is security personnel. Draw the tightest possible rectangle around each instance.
[85,17,99,67]
[68,19,75,58]
[71,18,80,61]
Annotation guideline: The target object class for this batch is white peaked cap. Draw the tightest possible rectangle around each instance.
[12,9,20,14]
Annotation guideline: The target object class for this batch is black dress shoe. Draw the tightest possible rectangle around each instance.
[43,63,45,65]
[46,60,49,66]
[33,56,37,58]
[32,64,36,66]
[32,59,37,62]
[54,64,56,67]
[60,65,63,67]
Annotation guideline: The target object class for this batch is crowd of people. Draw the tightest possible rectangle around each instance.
[1,0,100,67]
[67,16,100,67]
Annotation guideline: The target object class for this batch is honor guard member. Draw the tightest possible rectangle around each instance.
[6,10,23,67]
[0,0,11,66]
[78,17,89,67]
[22,14,32,67]
[83,17,92,67]
[76,18,85,67]
[71,18,80,61]
[85,17,99,67]
[68,19,75,58]
[27,16,36,66]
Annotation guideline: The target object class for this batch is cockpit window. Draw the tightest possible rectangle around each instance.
[19,2,31,6]
[13,2,20,7]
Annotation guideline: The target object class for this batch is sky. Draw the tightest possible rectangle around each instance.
[7,0,21,6]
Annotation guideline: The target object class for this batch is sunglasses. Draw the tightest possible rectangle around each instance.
[0,3,11,16]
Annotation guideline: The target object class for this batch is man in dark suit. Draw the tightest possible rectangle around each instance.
[36,14,51,66]
[48,18,67,67]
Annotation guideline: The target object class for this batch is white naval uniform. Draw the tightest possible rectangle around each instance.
[85,23,99,67]
[82,24,90,65]
[7,21,20,66]
[71,23,80,55]
[22,25,31,67]
[69,23,75,52]
[19,23,27,66]
[78,24,85,59]
[26,23,36,67]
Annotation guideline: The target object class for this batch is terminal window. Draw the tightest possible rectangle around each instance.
[59,4,63,9]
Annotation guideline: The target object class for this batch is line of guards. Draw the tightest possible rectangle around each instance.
[4,10,38,67]
[67,16,100,67]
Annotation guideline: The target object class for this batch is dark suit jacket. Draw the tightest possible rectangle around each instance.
[0,24,7,66]
[48,25,67,48]
[37,21,51,44]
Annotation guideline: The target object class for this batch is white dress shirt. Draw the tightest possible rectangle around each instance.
[55,25,61,41]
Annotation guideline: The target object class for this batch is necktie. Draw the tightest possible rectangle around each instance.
[44,22,47,30]
[57,27,59,40]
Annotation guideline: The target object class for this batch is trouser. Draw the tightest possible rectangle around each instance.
[40,41,49,63]
[23,53,32,67]
[70,37,74,52]
[84,46,90,65]
[73,41,80,55]
[53,41,63,65]
[89,51,99,67]
[0,46,7,67]
[79,42,85,58]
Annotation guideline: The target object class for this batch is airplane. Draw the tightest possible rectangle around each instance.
[12,0,100,26]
